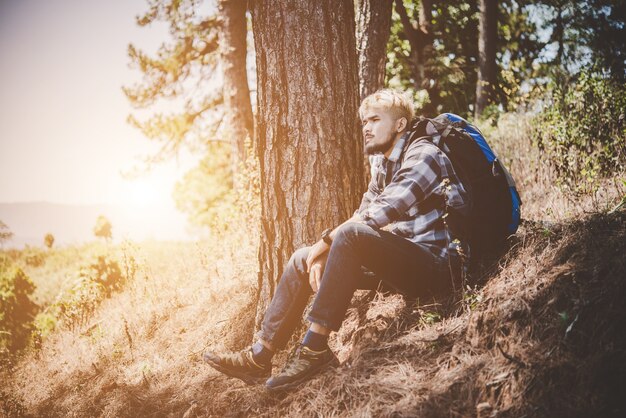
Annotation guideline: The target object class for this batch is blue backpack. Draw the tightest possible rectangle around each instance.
[407,113,522,259]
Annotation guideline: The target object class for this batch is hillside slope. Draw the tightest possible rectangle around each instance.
[3,209,625,417]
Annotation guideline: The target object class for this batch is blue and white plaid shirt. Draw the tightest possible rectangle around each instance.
[355,123,469,261]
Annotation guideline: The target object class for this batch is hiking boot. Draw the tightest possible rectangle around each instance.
[203,347,271,385]
[265,345,339,392]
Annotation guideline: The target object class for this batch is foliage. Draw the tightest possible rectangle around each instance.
[93,215,112,241]
[533,71,626,193]
[127,0,256,233]
[386,0,547,117]
[173,137,260,233]
[173,142,236,229]
[534,0,625,83]
[44,233,54,249]
[33,312,57,340]
[0,266,39,354]
[496,1,548,112]
[56,255,130,330]
[21,246,46,267]
[581,0,626,81]
[124,0,223,164]
[386,0,478,117]
[386,0,624,118]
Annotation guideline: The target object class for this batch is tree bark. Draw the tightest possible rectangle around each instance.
[355,0,393,100]
[251,0,364,330]
[218,0,254,167]
[475,0,498,119]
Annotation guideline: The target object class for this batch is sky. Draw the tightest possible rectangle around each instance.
[0,0,204,240]
[0,0,200,207]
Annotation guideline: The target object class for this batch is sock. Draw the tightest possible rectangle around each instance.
[251,341,273,365]
[302,329,329,352]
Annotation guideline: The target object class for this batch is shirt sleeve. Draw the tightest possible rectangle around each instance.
[361,144,442,229]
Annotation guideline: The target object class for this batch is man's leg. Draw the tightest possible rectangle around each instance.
[203,246,315,384]
[256,246,314,350]
[266,221,451,391]
[307,221,451,331]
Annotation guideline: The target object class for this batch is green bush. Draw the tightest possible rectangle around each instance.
[57,255,127,330]
[22,246,45,267]
[83,255,124,296]
[0,267,39,354]
[533,72,626,193]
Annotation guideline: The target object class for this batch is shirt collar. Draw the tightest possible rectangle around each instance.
[386,131,409,163]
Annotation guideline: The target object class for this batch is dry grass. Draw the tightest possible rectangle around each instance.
[2,113,626,417]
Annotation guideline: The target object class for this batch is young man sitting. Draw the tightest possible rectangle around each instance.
[203,89,469,391]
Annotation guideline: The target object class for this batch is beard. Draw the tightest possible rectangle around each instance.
[364,131,395,155]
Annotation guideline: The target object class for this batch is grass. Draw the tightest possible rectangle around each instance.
[2,111,626,417]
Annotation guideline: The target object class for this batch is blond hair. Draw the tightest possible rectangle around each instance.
[359,89,415,123]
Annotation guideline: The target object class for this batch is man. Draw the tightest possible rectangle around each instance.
[203,89,469,391]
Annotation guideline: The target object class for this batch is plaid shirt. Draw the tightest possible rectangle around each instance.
[355,123,469,261]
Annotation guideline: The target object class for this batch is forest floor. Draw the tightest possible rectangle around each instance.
[2,115,626,417]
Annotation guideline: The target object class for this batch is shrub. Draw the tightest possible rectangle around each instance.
[533,71,626,194]
[22,246,45,267]
[0,267,39,354]
[0,220,13,248]
[93,215,112,241]
[57,255,127,330]
[83,255,125,296]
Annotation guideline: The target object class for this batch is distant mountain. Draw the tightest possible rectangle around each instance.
[0,201,196,248]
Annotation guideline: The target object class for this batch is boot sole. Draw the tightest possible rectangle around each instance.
[204,358,270,386]
[265,357,340,392]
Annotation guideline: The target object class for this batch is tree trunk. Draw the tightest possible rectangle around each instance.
[251,0,364,330]
[218,0,254,167]
[475,0,498,119]
[355,0,393,100]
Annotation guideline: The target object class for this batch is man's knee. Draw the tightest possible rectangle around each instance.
[288,246,311,275]
[333,221,372,244]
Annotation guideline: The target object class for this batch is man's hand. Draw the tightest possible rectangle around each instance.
[308,251,328,292]
[305,239,330,273]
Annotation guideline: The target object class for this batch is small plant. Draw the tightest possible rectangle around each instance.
[417,308,442,327]
[57,276,103,330]
[463,285,483,311]
[56,255,127,330]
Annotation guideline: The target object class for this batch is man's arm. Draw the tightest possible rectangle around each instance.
[307,145,442,290]
[306,212,363,271]
[359,144,442,230]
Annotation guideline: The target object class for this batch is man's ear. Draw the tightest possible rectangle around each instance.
[396,117,408,133]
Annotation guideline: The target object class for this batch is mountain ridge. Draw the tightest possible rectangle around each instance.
[0,201,193,247]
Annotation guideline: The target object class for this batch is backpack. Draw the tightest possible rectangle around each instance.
[406,113,522,260]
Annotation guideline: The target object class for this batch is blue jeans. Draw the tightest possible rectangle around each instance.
[258,222,456,350]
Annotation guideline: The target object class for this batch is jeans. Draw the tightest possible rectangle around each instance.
[258,222,456,350]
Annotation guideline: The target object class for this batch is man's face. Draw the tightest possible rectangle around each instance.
[361,107,402,155]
